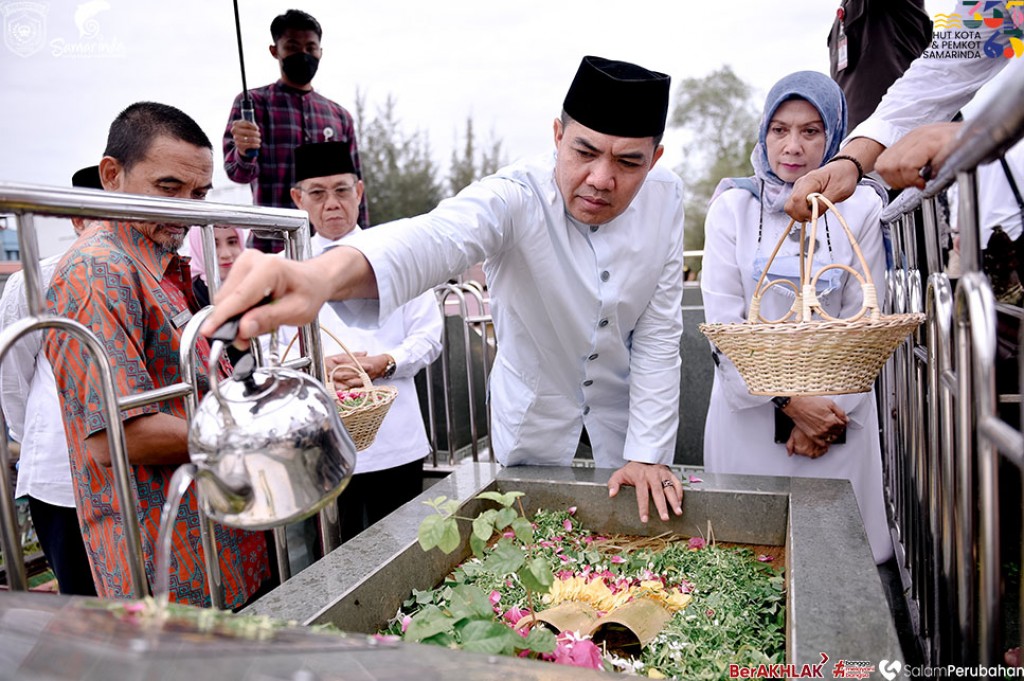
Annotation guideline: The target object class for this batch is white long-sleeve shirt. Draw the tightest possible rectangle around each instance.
[281,230,443,474]
[0,255,76,507]
[344,152,685,469]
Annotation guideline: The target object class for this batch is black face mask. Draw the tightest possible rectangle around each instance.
[281,52,319,86]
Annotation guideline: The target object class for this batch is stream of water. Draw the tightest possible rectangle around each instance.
[153,463,198,614]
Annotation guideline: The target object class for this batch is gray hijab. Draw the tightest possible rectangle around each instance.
[711,71,848,212]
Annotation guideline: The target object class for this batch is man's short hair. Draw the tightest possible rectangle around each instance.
[103,102,212,172]
[560,111,664,148]
[271,9,322,42]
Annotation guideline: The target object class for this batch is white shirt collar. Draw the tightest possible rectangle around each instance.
[310,225,362,256]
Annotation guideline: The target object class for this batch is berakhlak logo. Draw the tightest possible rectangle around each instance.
[879,659,903,680]
[74,0,108,39]
[1,1,47,58]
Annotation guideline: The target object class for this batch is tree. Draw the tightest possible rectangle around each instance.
[355,90,444,225]
[449,117,506,196]
[670,66,760,274]
[449,117,477,197]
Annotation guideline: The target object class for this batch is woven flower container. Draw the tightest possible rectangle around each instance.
[284,327,398,451]
[700,193,924,396]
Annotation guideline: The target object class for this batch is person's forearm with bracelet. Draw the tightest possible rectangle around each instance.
[784,137,886,221]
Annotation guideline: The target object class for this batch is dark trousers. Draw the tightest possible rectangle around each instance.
[27,496,96,596]
[338,458,424,543]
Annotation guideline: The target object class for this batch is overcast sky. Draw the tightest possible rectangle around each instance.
[0,0,955,254]
[0,1,956,185]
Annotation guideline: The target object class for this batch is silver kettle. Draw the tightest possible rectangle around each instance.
[188,319,356,530]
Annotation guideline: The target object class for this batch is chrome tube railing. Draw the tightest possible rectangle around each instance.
[0,183,330,604]
[425,281,495,467]
[878,61,1024,665]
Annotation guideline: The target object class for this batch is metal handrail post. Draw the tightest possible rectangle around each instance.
[435,287,458,466]
[441,285,479,460]
[0,392,26,590]
[0,315,147,597]
[283,227,339,557]
[955,272,999,666]
[459,282,492,458]
[926,269,956,664]
[178,305,225,610]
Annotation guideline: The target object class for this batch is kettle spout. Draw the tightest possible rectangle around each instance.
[194,465,254,516]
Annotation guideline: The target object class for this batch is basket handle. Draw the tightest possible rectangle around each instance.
[281,326,374,392]
[749,215,804,324]
[804,193,880,323]
[749,192,880,323]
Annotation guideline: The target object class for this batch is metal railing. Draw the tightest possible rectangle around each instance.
[426,281,494,466]
[878,62,1024,666]
[0,184,329,606]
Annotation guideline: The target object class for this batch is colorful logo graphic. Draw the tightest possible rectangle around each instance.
[929,1,1024,58]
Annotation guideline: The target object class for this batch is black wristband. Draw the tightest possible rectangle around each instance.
[827,154,865,183]
[771,396,791,410]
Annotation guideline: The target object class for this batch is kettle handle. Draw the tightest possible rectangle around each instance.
[204,295,273,406]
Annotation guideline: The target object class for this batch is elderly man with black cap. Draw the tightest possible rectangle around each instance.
[0,166,102,596]
[283,141,443,540]
[205,56,686,523]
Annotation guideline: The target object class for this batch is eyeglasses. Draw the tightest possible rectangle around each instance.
[302,185,356,204]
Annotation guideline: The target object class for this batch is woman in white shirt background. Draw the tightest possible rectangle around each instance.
[700,71,893,565]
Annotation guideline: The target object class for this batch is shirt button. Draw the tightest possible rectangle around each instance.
[590,225,598,233]
[583,406,591,415]
[601,271,610,282]
[588,353,599,361]
[583,379,594,387]
[599,319,609,328]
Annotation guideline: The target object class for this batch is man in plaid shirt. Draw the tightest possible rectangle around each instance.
[223,9,368,253]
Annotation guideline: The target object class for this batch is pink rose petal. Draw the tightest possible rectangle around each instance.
[568,506,577,515]
[688,537,706,550]
[757,554,773,562]
[610,555,625,564]
[689,475,703,483]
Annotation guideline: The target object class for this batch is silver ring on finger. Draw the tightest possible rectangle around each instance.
[661,479,674,489]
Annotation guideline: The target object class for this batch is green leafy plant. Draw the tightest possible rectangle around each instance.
[411,492,557,656]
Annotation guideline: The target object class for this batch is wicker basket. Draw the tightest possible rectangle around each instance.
[699,193,924,396]
[283,327,398,451]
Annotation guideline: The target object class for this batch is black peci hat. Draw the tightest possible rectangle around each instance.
[71,165,102,190]
[562,56,671,138]
[294,142,356,183]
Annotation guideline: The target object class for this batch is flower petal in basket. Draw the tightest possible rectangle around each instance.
[331,378,398,452]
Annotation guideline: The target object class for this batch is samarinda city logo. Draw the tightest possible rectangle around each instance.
[928,0,1023,59]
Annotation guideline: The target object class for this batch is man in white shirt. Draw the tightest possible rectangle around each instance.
[288,142,443,540]
[0,166,101,595]
[204,56,686,525]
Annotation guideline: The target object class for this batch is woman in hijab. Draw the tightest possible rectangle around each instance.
[187,226,246,308]
[701,71,892,564]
